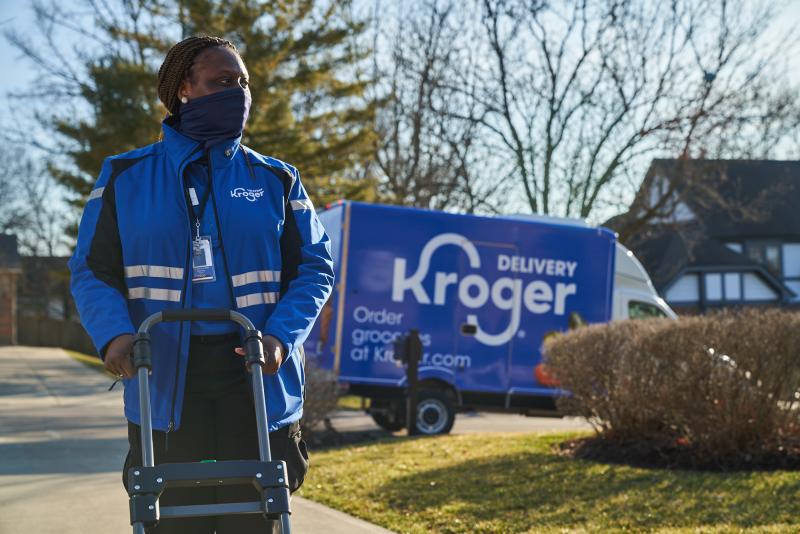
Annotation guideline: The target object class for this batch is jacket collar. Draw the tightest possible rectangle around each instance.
[161,115,244,177]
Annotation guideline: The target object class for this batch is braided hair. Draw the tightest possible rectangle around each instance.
[157,35,240,115]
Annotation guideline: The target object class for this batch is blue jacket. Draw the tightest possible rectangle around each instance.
[68,117,335,432]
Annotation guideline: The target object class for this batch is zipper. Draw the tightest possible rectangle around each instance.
[166,267,189,442]
[166,145,202,437]
[206,147,238,312]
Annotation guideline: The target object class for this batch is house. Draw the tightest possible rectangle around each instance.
[608,159,800,314]
[0,235,91,351]
[0,234,22,344]
[17,255,75,320]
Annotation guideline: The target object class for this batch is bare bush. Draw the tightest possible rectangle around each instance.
[300,356,339,437]
[546,309,800,467]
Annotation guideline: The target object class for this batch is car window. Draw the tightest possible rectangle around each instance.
[628,300,667,320]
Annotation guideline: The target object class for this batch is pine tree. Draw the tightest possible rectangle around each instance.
[51,56,167,210]
[174,0,379,204]
[8,0,378,231]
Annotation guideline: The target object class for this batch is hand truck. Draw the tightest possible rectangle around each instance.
[127,308,292,533]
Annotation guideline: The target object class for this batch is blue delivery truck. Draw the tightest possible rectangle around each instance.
[304,201,675,435]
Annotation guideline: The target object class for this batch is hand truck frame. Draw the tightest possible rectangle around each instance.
[127,308,292,534]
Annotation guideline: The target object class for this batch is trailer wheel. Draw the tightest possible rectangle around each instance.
[414,389,455,435]
[369,400,405,432]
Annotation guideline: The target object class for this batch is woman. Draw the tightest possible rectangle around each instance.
[68,35,335,533]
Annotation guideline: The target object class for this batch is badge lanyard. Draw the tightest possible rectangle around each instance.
[184,173,217,283]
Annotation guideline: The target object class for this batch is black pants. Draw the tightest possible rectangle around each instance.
[122,332,308,533]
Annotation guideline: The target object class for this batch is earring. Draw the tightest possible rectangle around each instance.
[180,96,188,104]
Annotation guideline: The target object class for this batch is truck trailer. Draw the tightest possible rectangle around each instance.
[304,201,675,435]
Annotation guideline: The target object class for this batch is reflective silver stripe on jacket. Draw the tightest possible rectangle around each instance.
[231,270,281,287]
[88,187,105,201]
[128,287,182,302]
[235,291,279,308]
[125,265,184,279]
[290,198,313,211]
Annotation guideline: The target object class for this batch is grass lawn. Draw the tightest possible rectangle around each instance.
[298,432,800,534]
[337,394,368,411]
[64,349,116,378]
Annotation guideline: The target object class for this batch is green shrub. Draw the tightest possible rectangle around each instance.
[545,309,800,467]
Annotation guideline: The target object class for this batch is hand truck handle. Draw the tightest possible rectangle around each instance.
[140,308,257,332]
[132,309,264,371]
[160,308,233,323]
[131,309,271,461]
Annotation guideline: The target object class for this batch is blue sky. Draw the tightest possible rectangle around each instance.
[2,4,27,120]
[0,1,40,121]
[3,0,800,131]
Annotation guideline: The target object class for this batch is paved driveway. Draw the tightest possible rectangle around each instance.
[0,346,394,534]
[327,404,593,435]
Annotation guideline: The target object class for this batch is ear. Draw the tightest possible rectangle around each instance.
[178,78,193,101]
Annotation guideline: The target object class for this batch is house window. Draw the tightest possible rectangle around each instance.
[725,242,743,254]
[705,273,722,300]
[782,243,800,301]
[786,281,800,301]
[745,240,781,277]
[743,273,777,301]
[782,244,800,276]
[667,270,780,304]
[703,272,743,302]
[724,273,741,300]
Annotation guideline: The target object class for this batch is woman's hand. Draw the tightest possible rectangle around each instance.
[104,334,135,378]
[235,334,284,374]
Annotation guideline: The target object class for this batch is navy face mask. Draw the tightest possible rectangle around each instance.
[177,86,252,147]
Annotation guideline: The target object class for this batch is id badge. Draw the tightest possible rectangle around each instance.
[192,236,216,283]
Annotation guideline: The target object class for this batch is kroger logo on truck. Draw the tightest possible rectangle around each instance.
[391,233,579,346]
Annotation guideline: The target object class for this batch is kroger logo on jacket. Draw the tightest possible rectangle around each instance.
[230,187,264,202]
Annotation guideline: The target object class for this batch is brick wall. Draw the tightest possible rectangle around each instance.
[0,271,19,345]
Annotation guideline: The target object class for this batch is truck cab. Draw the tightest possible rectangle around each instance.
[613,243,677,321]
[505,213,676,321]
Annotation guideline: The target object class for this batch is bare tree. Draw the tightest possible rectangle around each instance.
[438,0,800,220]
[0,149,68,256]
[373,0,504,212]
[0,153,30,236]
